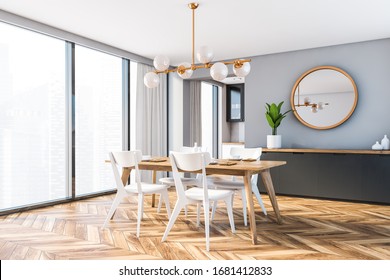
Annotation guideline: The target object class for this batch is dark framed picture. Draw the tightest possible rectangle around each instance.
[226,83,245,122]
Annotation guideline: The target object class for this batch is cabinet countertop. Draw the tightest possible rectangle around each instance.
[262,148,390,155]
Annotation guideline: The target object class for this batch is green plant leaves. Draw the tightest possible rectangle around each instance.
[264,101,291,135]
[265,113,275,128]
[269,103,279,121]
[277,101,284,113]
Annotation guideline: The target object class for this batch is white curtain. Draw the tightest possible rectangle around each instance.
[190,80,202,146]
[136,64,167,181]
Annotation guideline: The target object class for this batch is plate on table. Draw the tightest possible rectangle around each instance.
[217,161,237,166]
[228,158,242,161]
[242,158,256,162]
[149,157,167,162]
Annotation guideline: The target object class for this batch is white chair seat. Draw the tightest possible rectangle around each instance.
[124,183,170,194]
[185,187,233,202]
[159,177,201,216]
[159,177,199,186]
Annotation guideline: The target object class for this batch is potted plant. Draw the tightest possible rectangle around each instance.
[265,101,291,148]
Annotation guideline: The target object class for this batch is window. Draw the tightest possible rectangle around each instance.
[75,46,123,196]
[0,20,137,212]
[0,22,67,210]
[201,82,220,158]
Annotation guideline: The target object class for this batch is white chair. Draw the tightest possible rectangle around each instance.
[210,147,267,226]
[162,151,235,251]
[158,146,205,215]
[103,150,171,237]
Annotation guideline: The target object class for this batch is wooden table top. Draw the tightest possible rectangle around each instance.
[136,157,286,176]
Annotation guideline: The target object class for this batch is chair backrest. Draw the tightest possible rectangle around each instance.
[109,150,143,193]
[230,147,262,160]
[180,146,207,153]
[230,147,262,185]
[170,151,211,202]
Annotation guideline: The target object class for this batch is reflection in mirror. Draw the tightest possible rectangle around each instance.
[291,66,358,129]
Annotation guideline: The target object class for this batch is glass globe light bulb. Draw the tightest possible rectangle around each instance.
[210,62,228,81]
[196,46,214,64]
[233,62,251,77]
[317,102,324,110]
[304,97,311,105]
[177,62,193,79]
[144,72,160,88]
[311,106,318,113]
[153,55,170,71]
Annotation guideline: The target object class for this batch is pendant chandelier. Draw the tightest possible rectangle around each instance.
[144,2,251,88]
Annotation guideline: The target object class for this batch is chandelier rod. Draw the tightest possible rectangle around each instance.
[191,3,197,66]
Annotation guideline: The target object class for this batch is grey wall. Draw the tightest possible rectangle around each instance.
[245,38,390,149]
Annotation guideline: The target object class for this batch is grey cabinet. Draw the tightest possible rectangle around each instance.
[260,151,390,204]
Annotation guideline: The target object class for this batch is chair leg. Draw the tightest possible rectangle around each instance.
[183,184,188,217]
[162,200,184,242]
[161,190,172,218]
[136,193,144,238]
[157,194,163,213]
[211,201,217,221]
[103,192,124,228]
[140,194,145,221]
[196,203,201,227]
[224,197,236,234]
[203,201,210,251]
[241,189,248,226]
[252,185,267,215]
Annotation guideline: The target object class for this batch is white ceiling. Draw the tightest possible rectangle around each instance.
[0,0,389,66]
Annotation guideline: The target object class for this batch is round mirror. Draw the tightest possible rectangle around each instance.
[290,66,358,130]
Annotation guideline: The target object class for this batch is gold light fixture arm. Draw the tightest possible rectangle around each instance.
[154,58,251,74]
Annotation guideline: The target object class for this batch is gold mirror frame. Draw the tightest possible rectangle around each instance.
[290,66,358,130]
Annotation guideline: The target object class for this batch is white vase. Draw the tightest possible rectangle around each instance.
[380,135,389,150]
[267,135,282,149]
[372,141,383,150]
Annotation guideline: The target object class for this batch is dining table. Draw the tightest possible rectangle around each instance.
[119,157,286,245]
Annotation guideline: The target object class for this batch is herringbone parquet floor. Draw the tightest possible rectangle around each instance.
[0,190,389,260]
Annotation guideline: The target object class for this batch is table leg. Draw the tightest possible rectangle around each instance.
[260,169,282,224]
[243,172,258,245]
[121,168,131,185]
[151,170,157,207]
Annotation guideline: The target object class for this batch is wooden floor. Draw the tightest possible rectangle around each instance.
[0,190,389,260]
